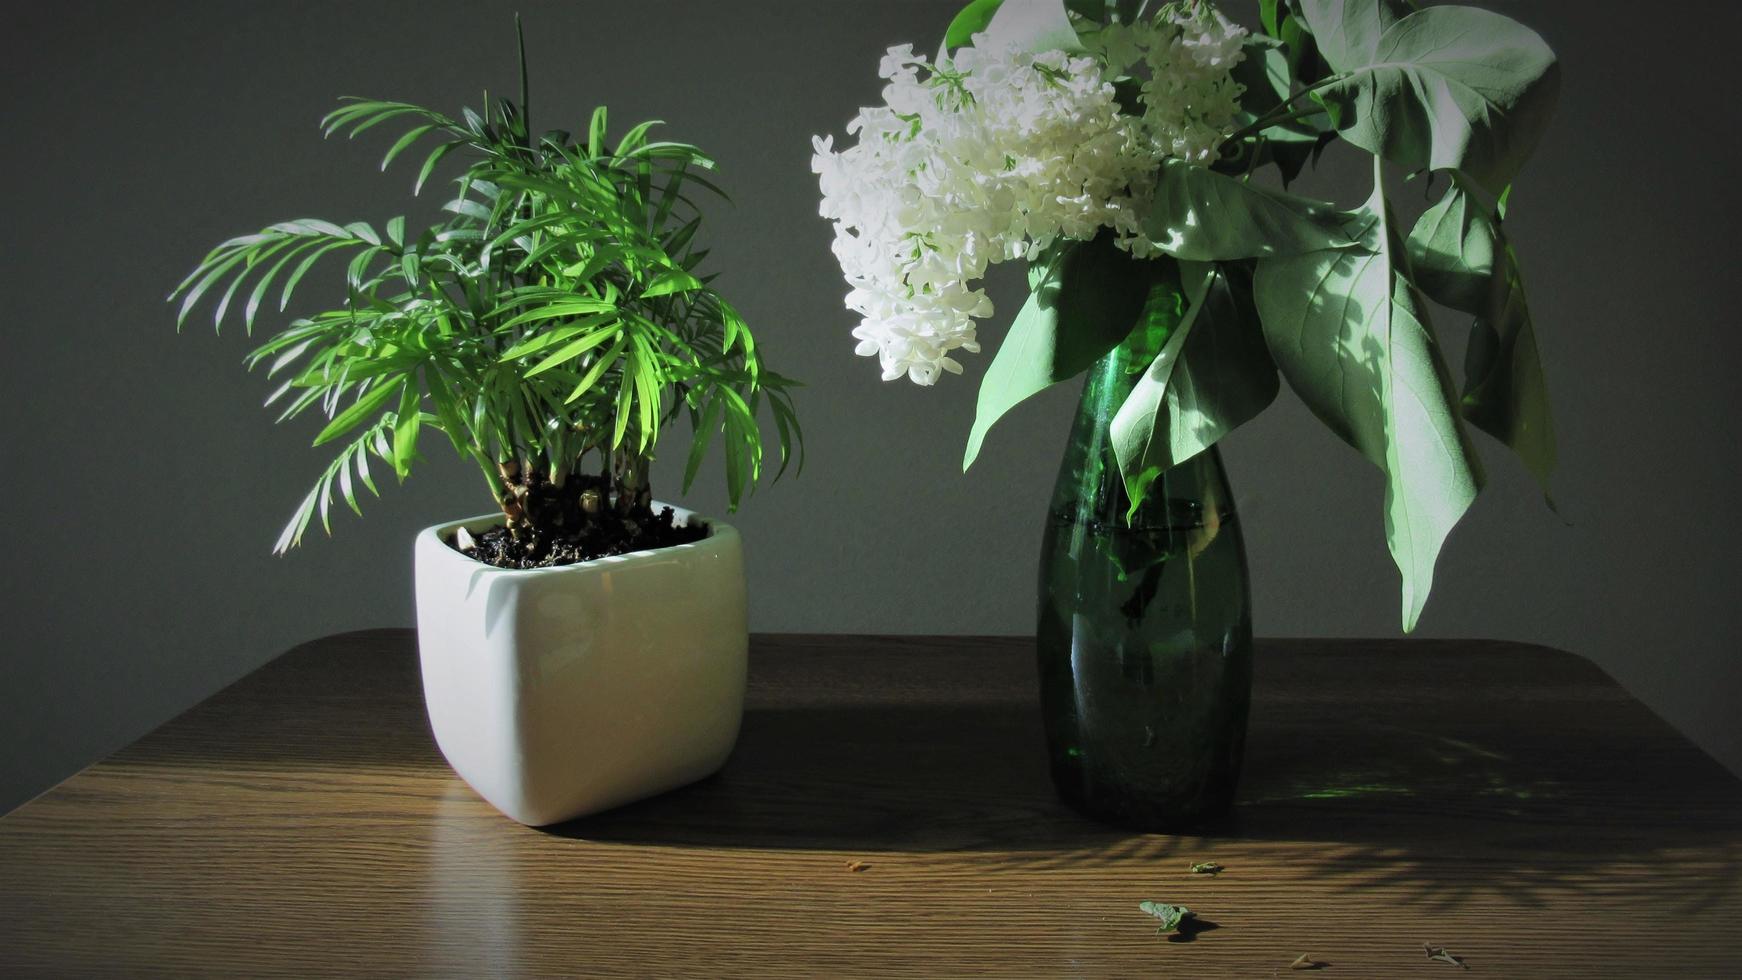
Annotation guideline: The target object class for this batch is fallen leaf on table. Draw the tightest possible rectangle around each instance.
[1189,861,1224,875]
[1290,953,1325,970]
[1423,943,1469,969]
[1138,901,1193,935]
[844,860,870,872]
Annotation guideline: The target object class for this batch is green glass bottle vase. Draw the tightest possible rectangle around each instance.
[1037,325,1254,832]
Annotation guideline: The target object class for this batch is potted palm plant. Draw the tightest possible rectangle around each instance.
[171,27,801,825]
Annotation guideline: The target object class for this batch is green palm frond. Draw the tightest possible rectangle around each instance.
[173,33,799,549]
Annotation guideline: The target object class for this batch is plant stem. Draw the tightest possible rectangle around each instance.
[1222,74,1342,147]
[612,447,652,516]
[515,14,530,145]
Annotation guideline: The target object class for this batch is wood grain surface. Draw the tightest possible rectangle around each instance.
[2,631,1739,978]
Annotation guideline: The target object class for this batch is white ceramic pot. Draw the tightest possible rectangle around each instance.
[413,503,747,826]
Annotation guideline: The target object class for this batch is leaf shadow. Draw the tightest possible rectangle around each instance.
[1167,916,1220,943]
[550,640,1742,917]
[146,631,1742,920]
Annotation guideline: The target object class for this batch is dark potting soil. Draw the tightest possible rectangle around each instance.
[452,506,709,569]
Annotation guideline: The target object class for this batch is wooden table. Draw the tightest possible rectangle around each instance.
[3,632,1739,977]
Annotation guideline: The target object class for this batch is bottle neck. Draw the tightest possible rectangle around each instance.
[1049,272,1231,530]
[1079,315,1169,427]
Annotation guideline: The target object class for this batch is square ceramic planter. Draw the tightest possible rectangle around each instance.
[413,503,747,826]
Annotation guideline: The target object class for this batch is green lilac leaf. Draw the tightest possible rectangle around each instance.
[1297,0,1411,72]
[1138,902,1193,933]
[1109,262,1279,518]
[1278,13,1321,86]
[944,0,1005,50]
[963,233,1156,470]
[1259,0,1281,37]
[1145,159,1354,261]
[1254,158,1482,631]
[981,0,1081,55]
[1462,255,1555,496]
[1408,178,1556,494]
[1307,5,1560,195]
[1229,36,1295,118]
[1406,174,1495,314]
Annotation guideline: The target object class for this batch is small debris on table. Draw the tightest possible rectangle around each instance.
[1289,953,1325,970]
[1188,861,1224,875]
[1138,901,1193,935]
[844,860,871,872]
[1423,943,1470,969]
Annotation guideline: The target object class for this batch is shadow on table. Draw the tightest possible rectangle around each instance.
[547,700,1742,913]
[139,631,1742,916]
[551,703,1064,851]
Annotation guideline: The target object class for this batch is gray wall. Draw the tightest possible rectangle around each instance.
[4,1,1737,814]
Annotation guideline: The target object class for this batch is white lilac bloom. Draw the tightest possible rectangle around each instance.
[812,4,1247,385]
[1133,2,1248,166]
